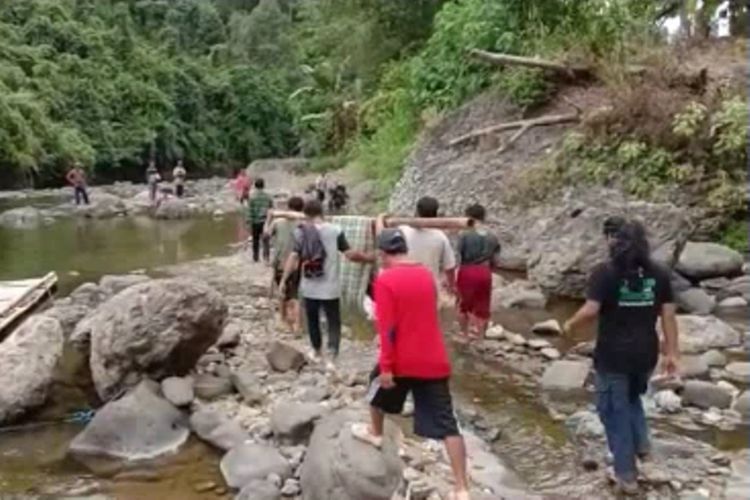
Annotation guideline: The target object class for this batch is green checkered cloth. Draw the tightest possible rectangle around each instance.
[331,215,374,310]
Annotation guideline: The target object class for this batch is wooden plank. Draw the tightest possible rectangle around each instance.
[0,272,57,335]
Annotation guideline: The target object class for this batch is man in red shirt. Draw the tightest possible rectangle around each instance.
[352,228,469,500]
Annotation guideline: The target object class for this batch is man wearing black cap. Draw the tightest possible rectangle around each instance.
[352,228,470,500]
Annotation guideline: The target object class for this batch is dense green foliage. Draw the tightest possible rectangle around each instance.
[0,0,298,186]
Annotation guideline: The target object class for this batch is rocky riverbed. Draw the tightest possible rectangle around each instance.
[0,251,748,499]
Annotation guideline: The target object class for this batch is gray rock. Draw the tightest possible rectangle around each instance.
[220,443,291,489]
[732,392,750,419]
[700,277,730,292]
[193,374,234,400]
[492,280,547,310]
[540,347,561,360]
[0,316,64,423]
[73,278,227,400]
[717,296,748,309]
[266,341,306,372]
[231,370,264,405]
[724,362,750,384]
[527,339,551,350]
[653,390,682,413]
[236,480,281,500]
[566,410,605,440]
[700,349,727,368]
[69,282,108,309]
[160,377,194,407]
[719,275,750,302]
[69,382,189,460]
[676,288,716,316]
[661,315,741,354]
[74,192,129,219]
[541,360,591,391]
[676,242,744,280]
[531,319,562,336]
[98,274,150,297]
[190,409,248,451]
[281,478,301,497]
[679,355,709,379]
[682,380,733,409]
[271,402,325,444]
[44,302,91,340]
[300,387,330,403]
[215,321,242,349]
[300,409,402,500]
[671,272,693,294]
[153,198,192,220]
[0,206,43,229]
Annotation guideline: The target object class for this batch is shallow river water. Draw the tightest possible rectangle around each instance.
[0,212,747,499]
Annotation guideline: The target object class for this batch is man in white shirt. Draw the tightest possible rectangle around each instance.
[399,196,457,298]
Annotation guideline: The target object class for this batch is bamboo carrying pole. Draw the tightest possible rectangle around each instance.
[268,210,471,231]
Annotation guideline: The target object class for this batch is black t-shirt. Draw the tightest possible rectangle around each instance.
[587,262,674,374]
[458,228,501,266]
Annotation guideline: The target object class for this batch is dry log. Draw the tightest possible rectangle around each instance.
[469,49,592,78]
[449,112,580,147]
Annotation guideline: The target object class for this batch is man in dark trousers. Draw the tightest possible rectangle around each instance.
[352,228,470,500]
[246,177,273,263]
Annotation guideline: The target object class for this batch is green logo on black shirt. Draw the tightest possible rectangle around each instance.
[617,278,656,307]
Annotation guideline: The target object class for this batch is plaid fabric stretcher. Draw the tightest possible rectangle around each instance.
[331,215,374,310]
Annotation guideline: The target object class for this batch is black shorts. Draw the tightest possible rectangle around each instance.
[274,267,300,301]
[367,366,460,440]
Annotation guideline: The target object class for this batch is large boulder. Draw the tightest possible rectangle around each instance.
[153,199,192,220]
[492,280,547,310]
[271,401,326,444]
[73,278,227,400]
[676,242,743,280]
[98,274,150,296]
[718,276,750,302]
[682,380,733,409]
[44,301,91,339]
[74,192,129,219]
[540,360,592,392]
[69,382,189,460]
[662,315,741,354]
[525,199,686,298]
[236,480,281,500]
[220,443,291,489]
[300,409,403,500]
[0,316,64,423]
[0,206,44,229]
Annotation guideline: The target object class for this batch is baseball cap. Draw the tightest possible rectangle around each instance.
[377,228,408,254]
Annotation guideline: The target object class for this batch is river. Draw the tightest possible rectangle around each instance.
[0,211,747,499]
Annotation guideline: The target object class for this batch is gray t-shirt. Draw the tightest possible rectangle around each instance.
[400,225,456,285]
[294,222,350,300]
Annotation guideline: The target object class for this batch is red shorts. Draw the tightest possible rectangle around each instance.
[457,264,492,320]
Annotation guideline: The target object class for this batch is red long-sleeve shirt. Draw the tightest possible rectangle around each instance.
[374,263,451,379]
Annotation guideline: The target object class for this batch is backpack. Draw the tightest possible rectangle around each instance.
[297,223,327,279]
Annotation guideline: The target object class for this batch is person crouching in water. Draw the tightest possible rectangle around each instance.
[267,196,305,333]
[564,219,679,496]
[456,204,501,338]
[352,228,470,500]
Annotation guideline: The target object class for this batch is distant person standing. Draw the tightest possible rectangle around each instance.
[456,204,501,338]
[279,199,373,369]
[146,161,161,204]
[315,173,329,203]
[399,196,457,301]
[172,160,187,198]
[564,220,679,496]
[247,178,273,263]
[66,162,89,206]
[351,228,470,500]
[235,169,251,205]
[267,196,306,333]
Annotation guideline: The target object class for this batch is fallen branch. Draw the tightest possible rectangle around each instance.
[469,49,592,79]
[497,123,531,154]
[449,112,580,147]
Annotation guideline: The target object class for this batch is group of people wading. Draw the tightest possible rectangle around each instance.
[255,186,681,498]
